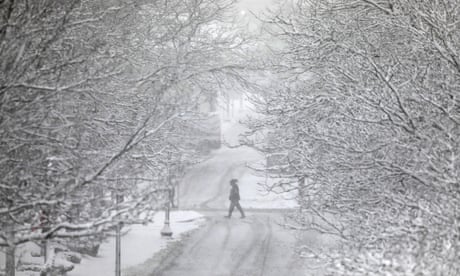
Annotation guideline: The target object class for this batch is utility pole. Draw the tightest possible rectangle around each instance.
[115,218,121,276]
[115,178,123,276]
[43,159,52,273]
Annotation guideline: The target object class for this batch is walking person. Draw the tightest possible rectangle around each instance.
[225,178,245,218]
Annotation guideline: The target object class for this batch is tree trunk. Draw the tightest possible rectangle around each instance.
[4,224,15,276]
[5,245,15,276]
[298,176,307,209]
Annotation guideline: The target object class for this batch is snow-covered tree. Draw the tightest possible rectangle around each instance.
[247,0,460,274]
[1,0,248,274]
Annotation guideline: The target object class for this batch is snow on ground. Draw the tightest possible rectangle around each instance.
[2,98,297,275]
[0,242,43,276]
[0,211,204,276]
[155,212,325,276]
[68,210,204,276]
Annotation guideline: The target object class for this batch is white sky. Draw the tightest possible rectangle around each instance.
[234,0,280,30]
[237,0,276,13]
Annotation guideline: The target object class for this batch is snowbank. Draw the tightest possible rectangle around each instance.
[0,211,204,276]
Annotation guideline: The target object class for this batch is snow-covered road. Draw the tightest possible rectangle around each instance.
[153,129,318,275]
[178,145,297,210]
[156,212,310,276]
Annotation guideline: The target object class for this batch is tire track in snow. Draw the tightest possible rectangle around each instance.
[220,218,232,250]
[175,216,232,274]
[154,219,217,276]
[209,218,232,271]
[154,212,315,276]
[184,217,217,255]
[229,215,265,275]
[258,215,273,276]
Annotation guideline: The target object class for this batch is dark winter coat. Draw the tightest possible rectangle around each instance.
[229,184,240,202]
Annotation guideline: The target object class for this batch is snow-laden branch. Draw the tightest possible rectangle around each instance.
[0,200,63,217]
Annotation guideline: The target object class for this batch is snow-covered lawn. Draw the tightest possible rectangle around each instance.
[69,210,204,276]
[0,211,204,276]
